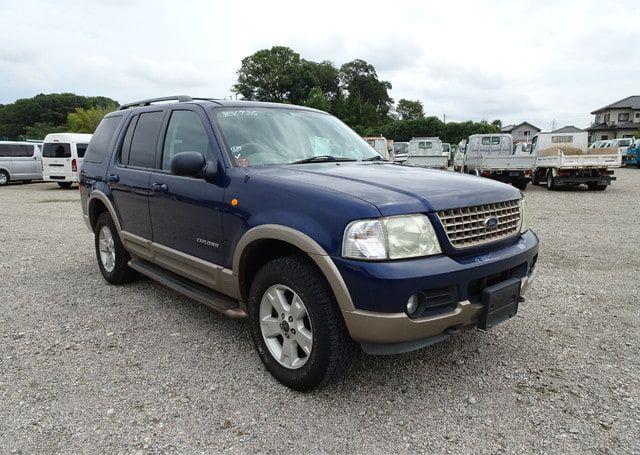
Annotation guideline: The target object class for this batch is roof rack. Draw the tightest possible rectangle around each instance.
[118,96,219,110]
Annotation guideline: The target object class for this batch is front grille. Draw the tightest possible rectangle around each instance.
[437,199,521,248]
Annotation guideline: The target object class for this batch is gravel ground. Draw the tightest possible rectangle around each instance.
[1,169,639,454]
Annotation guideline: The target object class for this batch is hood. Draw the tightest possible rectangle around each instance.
[248,162,521,215]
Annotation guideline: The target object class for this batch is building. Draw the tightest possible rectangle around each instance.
[551,126,583,134]
[501,122,541,144]
[587,95,640,143]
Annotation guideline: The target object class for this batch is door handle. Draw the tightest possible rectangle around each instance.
[107,174,119,183]
[151,182,168,193]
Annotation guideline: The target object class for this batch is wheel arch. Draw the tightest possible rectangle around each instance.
[233,225,355,312]
[87,191,121,233]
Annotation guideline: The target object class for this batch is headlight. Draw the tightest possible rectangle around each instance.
[519,198,529,233]
[342,215,441,260]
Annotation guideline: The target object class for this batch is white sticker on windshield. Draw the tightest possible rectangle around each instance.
[218,110,259,118]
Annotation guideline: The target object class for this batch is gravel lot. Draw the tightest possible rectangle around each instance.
[1,169,638,454]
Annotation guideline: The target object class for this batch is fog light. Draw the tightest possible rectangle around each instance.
[406,294,419,315]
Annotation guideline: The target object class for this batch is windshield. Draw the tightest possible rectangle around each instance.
[394,143,408,153]
[212,108,380,166]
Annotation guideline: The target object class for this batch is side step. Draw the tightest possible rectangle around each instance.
[128,259,246,319]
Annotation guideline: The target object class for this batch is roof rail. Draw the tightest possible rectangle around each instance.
[118,95,219,110]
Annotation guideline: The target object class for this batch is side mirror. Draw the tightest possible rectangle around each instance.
[170,152,207,177]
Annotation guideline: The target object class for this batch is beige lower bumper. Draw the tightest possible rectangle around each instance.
[343,271,536,345]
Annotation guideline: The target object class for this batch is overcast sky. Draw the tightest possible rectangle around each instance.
[1,0,638,129]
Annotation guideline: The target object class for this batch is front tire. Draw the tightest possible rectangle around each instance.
[248,255,356,391]
[546,170,557,190]
[57,182,73,189]
[94,212,139,284]
[0,170,9,186]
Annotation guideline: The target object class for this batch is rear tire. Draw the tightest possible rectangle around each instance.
[248,255,356,391]
[57,182,73,189]
[94,212,139,284]
[587,183,607,191]
[0,170,9,186]
[546,170,557,190]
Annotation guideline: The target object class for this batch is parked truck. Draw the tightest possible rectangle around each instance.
[404,137,448,169]
[531,131,620,191]
[623,139,640,167]
[364,136,393,161]
[464,134,534,190]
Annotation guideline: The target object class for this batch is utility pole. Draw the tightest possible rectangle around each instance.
[551,119,557,131]
[443,114,446,124]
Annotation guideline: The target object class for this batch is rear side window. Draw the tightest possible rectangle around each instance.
[128,112,164,168]
[43,143,71,158]
[85,116,123,164]
[491,137,500,145]
[481,137,491,145]
[0,144,34,157]
[162,110,210,170]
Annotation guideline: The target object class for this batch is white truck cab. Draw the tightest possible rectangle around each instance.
[42,133,92,188]
[364,136,392,160]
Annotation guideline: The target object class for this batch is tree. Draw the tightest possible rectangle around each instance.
[305,87,331,112]
[68,103,118,133]
[396,99,424,120]
[338,59,393,128]
[0,93,118,139]
[491,119,502,129]
[23,122,66,139]
[233,46,312,104]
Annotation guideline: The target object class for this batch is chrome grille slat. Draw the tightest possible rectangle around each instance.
[436,199,521,248]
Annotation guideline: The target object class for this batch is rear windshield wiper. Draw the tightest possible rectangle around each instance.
[289,155,357,164]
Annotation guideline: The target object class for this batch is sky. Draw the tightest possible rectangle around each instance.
[1,0,639,130]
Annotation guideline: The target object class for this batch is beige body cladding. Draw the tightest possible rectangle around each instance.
[85,191,535,345]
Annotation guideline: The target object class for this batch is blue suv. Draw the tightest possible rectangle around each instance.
[80,96,539,391]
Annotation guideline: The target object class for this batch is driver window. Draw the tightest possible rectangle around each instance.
[162,110,210,171]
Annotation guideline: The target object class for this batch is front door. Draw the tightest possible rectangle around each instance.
[149,107,225,267]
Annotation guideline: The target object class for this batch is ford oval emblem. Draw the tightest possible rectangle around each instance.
[484,216,499,230]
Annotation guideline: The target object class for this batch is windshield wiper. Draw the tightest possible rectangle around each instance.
[363,155,387,161]
[289,155,357,164]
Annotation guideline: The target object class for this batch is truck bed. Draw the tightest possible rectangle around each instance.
[465,155,535,171]
[536,153,621,169]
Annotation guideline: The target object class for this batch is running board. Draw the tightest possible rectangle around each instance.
[128,259,246,319]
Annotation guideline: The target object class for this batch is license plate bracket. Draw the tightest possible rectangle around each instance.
[478,278,521,330]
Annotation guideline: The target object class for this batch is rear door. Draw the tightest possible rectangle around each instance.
[108,110,165,240]
[149,106,225,266]
[42,142,72,176]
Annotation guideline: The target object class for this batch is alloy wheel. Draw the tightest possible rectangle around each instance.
[259,284,313,369]
[98,225,116,273]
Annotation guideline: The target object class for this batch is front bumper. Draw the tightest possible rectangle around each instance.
[337,230,538,353]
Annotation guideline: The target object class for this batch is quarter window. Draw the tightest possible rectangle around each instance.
[162,111,210,171]
[0,144,34,157]
[127,111,164,168]
[490,137,500,145]
[76,144,88,158]
[481,137,491,145]
[85,115,123,164]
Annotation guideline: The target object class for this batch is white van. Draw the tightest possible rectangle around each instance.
[42,133,92,188]
[0,141,43,186]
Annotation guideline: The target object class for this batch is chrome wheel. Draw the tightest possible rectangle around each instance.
[259,284,313,369]
[98,225,116,273]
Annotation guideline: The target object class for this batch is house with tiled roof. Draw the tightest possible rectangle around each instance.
[587,95,640,143]
[501,121,541,144]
